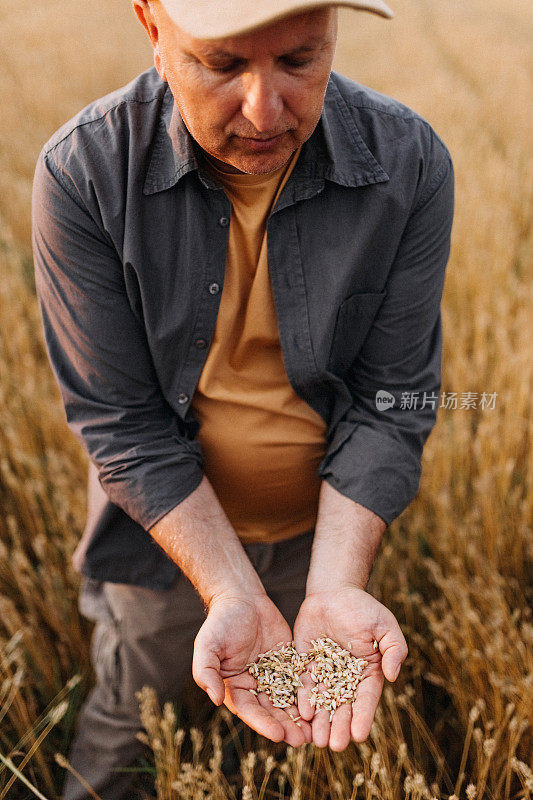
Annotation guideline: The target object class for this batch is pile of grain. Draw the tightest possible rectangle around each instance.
[307,637,368,719]
[247,641,307,708]
[247,637,368,719]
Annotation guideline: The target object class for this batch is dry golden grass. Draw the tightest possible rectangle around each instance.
[0,0,532,797]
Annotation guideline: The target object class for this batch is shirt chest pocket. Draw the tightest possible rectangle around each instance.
[328,290,386,376]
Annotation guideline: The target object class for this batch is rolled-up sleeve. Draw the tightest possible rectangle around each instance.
[318,148,455,526]
[32,150,204,531]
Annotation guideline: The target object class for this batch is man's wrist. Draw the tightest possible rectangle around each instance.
[206,587,271,617]
[305,480,387,596]
[305,575,368,596]
[205,581,268,610]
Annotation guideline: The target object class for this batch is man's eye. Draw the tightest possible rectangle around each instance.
[282,57,313,69]
[207,62,241,73]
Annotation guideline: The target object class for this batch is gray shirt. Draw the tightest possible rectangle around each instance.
[32,68,454,590]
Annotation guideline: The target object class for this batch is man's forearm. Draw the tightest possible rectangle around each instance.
[149,475,265,606]
[306,479,387,595]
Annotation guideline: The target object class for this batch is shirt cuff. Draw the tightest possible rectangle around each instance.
[317,412,423,526]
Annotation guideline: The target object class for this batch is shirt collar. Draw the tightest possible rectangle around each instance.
[143,71,389,196]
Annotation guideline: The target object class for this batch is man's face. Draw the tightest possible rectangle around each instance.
[135,2,338,174]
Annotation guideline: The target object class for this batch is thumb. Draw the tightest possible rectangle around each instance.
[192,625,226,705]
[377,620,408,683]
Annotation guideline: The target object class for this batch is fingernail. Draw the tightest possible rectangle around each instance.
[207,688,218,705]
[392,663,401,681]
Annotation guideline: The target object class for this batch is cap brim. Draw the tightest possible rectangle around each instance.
[159,0,394,40]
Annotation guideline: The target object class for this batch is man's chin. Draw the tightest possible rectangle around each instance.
[225,146,295,175]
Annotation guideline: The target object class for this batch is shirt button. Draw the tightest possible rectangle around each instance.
[208,282,220,295]
[194,338,208,349]
[218,216,229,227]
[177,393,189,404]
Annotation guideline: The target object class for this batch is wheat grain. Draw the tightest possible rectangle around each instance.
[247,636,368,717]
[306,637,368,719]
[247,641,307,708]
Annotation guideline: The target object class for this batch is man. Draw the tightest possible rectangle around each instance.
[32,0,454,797]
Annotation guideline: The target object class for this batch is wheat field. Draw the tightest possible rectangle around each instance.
[0,0,532,797]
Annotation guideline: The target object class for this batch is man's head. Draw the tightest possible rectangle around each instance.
[133,0,392,174]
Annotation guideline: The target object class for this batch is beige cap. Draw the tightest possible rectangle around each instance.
[158,0,394,39]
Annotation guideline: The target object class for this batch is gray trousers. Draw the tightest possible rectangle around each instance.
[61,530,314,800]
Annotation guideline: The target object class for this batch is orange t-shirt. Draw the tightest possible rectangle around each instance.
[191,147,327,542]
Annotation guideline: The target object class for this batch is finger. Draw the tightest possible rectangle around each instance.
[376,621,408,683]
[225,687,285,743]
[257,694,311,747]
[192,636,225,706]
[350,673,384,743]
[311,707,331,749]
[328,703,352,752]
[285,704,313,744]
[297,669,316,722]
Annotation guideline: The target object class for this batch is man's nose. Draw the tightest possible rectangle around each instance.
[240,70,283,133]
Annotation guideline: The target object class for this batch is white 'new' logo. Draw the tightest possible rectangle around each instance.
[375,390,395,411]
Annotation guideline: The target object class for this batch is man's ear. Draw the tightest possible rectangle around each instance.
[132,0,167,81]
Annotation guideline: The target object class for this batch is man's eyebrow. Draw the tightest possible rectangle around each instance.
[200,48,240,60]
[195,38,328,61]
[284,42,328,55]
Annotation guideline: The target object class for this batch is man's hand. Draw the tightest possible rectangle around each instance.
[150,476,309,745]
[293,586,407,751]
[193,592,312,747]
